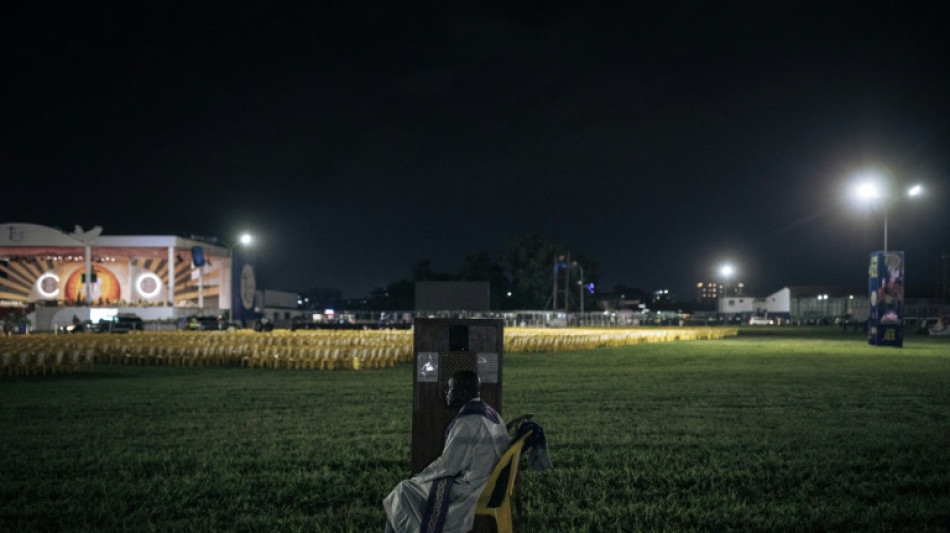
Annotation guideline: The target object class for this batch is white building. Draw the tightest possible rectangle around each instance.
[719,286,869,324]
[1,222,259,331]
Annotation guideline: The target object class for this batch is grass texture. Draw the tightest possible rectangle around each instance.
[2,329,948,531]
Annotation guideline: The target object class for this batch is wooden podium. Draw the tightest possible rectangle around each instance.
[412,318,504,532]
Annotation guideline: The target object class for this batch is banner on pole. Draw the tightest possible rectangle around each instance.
[231,246,257,325]
[868,251,904,347]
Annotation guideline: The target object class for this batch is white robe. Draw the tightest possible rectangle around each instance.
[384,400,509,533]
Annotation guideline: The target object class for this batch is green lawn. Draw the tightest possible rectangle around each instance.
[2,330,948,531]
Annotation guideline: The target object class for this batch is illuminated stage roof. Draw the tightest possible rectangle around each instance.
[0,223,252,328]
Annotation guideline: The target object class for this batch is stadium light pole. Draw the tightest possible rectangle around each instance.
[851,171,925,348]
[229,233,253,269]
[853,175,924,252]
[572,261,585,313]
[719,264,735,296]
[717,263,735,319]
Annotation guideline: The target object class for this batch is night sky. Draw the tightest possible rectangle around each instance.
[4,2,948,300]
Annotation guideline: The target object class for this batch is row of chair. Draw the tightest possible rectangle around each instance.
[0,343,95,377]
[0,330,415,375]
[249,329,412,347]
[504,327,738,352]
[1,327,737,377]
[242,345,407,370]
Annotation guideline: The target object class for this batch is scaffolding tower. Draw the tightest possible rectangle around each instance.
[552,254,572,312]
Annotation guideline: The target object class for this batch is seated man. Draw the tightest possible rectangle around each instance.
[384,370,509,533]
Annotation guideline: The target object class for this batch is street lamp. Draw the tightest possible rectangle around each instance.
[852,173,924,252]
[229,232,253,268]
[851,170,925,348]
[719,264,735,296]
[717,263,735,318]
[572,261,585,313]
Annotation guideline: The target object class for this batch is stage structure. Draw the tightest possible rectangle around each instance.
[868,251,904,347]
[0,223,258,330]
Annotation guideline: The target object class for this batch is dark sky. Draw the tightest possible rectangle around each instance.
[4,2,949,299]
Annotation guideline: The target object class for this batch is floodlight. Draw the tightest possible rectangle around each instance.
[856,181,881,201]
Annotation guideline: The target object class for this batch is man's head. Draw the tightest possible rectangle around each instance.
[446,370,480,408]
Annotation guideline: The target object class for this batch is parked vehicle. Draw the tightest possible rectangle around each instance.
[929,316,949,336]
[184,315,225,331]
[91,313,144,333]
[913,318,938,335]
[749,316,774,325]
[254,317,274,332]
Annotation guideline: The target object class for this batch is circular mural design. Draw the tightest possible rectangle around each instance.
[137,272,162,298]
[64,266,121,303]
[37,273,61,298]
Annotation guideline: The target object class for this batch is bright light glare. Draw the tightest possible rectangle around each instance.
[907,184,922,197]
[856,181,881,200]
[239,233,252,245]
[720,264,735,278]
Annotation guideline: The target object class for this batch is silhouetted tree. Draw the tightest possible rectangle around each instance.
[456,251,508,309]
[412,259,452,282]
[368,279,414,310]
[499,233,563,309]
[362,234,601,311]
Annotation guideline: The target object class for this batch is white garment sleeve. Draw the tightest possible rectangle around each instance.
[414,417,481,483]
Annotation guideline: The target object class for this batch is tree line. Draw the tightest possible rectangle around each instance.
[301,233,654,311]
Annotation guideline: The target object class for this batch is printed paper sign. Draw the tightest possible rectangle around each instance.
[477,353,499,383]
[417,352,439,382]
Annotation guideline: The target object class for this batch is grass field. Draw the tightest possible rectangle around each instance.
[2,328,949,532]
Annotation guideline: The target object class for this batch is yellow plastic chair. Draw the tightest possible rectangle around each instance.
[474,426,534,533]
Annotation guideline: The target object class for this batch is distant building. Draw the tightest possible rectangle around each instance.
[0,222,258,331]
[696,281,722,305]
[415,281,490,312]
[653,289,673,305]
[697,280,744,304]
[259,289,309,329]
[729,281,745,297]
[718,286,866,324]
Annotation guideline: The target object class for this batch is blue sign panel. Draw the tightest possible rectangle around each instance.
[191,245,205,267]
[868,251,904,347]
[231,246,257,326]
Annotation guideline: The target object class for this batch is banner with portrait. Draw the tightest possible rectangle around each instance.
[231,246,257,325]
[868,251,904,347]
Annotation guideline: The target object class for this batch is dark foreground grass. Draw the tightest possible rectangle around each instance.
[2,330,949,532]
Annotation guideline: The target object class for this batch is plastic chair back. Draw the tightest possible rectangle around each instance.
[474,428,533,533]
